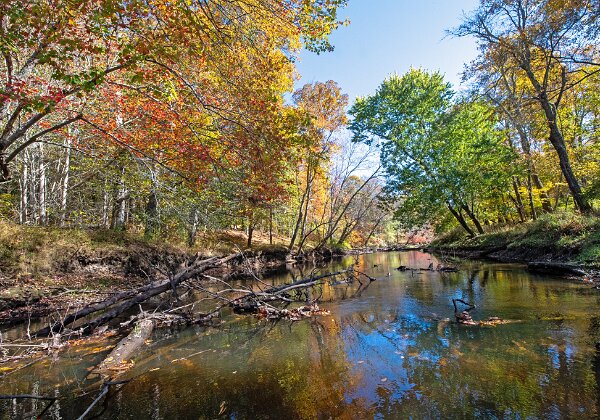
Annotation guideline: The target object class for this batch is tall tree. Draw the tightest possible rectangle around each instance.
[350,69,515,236]
[453,0,599,213]
[288,80,349,251]
[0,0,348,180]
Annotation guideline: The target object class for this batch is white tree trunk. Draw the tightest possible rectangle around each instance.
[19,153,29,224]
[38,144,47,226]
[102,178,110,228]
[59,136,72,226]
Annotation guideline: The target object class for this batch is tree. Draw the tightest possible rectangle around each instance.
[453,0,599,213]
[350,69,515,236]
[0,0,348,181]
[288,81,349,252]
[467,57,554,217]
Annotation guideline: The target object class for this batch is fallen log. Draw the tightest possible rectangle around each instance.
[395,264,459,273]
[96,319,154,373]
[256,303,331,321]
[35,253,240,337]
[192,268,372,325]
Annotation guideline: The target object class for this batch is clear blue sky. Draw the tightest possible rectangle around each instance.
[295,0,480,102]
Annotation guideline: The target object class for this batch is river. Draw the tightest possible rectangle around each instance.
[2,251,600,419]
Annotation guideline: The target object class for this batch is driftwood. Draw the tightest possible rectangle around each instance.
[396,264,459,273]
[35,253,241,337]
[256,303,331,321]
[451,298,516,326]
[96,319,154,373]
[190,267,375,325]
[32,254,375,344]
[453,298,476,324]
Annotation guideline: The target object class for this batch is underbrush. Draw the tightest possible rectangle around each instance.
[0,221,184,281]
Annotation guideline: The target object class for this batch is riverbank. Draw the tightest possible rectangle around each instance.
[0,221,356,324]
[3,213,597,327]
[427,212,600,269]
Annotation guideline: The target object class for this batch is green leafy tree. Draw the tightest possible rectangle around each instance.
[453,0,599,213]
[350,69,515,236]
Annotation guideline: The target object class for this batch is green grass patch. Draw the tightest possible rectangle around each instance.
[431,211,600,267]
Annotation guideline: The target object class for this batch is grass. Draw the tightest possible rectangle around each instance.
[431,211,600,267]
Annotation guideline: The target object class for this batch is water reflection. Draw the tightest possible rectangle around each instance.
[1,251,600,419]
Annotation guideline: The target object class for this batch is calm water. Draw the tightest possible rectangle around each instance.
[2,251,600,419]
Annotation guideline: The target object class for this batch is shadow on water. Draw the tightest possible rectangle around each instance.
[2,251,600,419]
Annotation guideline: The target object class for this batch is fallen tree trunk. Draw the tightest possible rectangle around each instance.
[35,253,240,337]
[192,267,375,325]
[35,256,372,338]
[96,319,154,373]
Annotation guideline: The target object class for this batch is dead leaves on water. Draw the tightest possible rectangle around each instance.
[256,304,331,321]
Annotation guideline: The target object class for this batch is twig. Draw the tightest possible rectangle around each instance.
[76,379,130,420]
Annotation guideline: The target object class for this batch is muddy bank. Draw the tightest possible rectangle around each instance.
[426,244,578,264]
[0,245,344,325]
[425,244,598,278]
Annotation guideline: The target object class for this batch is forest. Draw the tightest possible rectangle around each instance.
[0,0,598,258]
[0,0,600,419]
[0,0,393,253]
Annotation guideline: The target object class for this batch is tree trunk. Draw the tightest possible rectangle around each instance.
[111,168,128,230]
[19,155,29,224]
[461,203,484,234]
[288,174,310,251]
[35,253,241,336]
[38,145,47,226]
[97,319,154,372]
[448,203,475,237]
[101,178,110,228]
[288,209,302,251]
[144,189,158,239]
[364,217,384,247]
[516,126,552,213]
[269,206,273,245]
[511,177,526,222]
[188,207,199,247]
[299,173,312,245]
[247,211,254,249]
[526,172,537,221]
[59,137,71,226]
[537,92,592,213]
[531,172,552,213]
